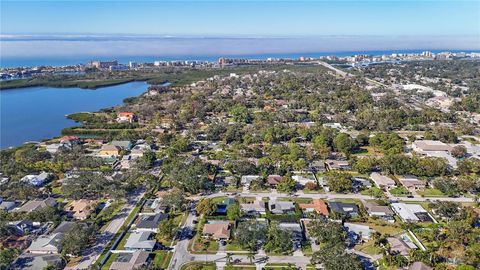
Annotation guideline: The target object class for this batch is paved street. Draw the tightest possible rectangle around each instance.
[67,189,145,270]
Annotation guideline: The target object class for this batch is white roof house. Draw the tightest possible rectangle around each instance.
[370,172,396,189]
[391,203,434,223]
[27,233,63,254]
[412,140,457,168]
[292,175,316,186]
[344,223,373,239]
[124,231,156,251]
[241,175,261,186]
[240,200,266,215]
[21,172,50,187]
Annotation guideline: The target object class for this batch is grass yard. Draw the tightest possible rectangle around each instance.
[152,251,173,269]
[180,262,216,270]
[389,186,411,196]
[226,242,247,251]
[417,188,446,197]
[225,266,256,270]
[355,240,383,255]
[115,232,130,250]
[101,253,118,270]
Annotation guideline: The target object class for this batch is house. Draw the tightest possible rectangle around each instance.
[124,231,156,251]
[352,177,372,189]
[412,140,457,168]
[278,223,303,248]
[399,176,426,190]
[21,172,50,187]
[111,140,133,150]
[130,144,151,158]
[241,175,261,187]
[370,172,396,189]
[328,202,359,218]
[344,223,373,240]
[120,155,136,169]
[362,201,395,222]
[135,213,168,232]
[269,200,295,215]
[98,144,121,157]
[325,160,351,171]
[60,135,80,144]
[391,203,434,223]
[45,143,71,154]
[387,236,416,256]
[12,254,64,270]
[15,198,57,213]
[8,220,37,235]
[0,199,18,212]
[240,200,266,216]
[267,175,282,186]
[53,221,79,234]
[65,199,95,220]
[109,251,150,270]
[148,198,168,213]
[202,221,231,240]
[409,262,432,270]
[310,160,326,172]
[27,233,63,254]
[117,112,136,123]
[299,199,329,216]
[292,174,316,186]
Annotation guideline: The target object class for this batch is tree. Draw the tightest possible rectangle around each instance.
[196,198,216,216]
[451,145,467,158]
[230,105,252,123]
[333,133,357,157]
[157,218,178,241]
[161,188,186,212]
[276,176,296,194]
[353,157,377,174]
[0,248,17,270]
[247,251,256,264]
[135,150,156,170]
[324,171,352,193]
[432,178,458,196]
[226,203,241,220]
[264,222,293,254]
[235,220,267,251]
[60,223,96,256]
[429,201,462,222]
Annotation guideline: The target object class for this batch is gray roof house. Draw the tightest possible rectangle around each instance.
[269,200,295,215]
[328,202,360,218]
[135,213,168,232]
[12,254,64,270]
[27,233,63,254]
[109,251,150,270]
[124,231,156,251]
[362,201,395,222]
[240,200,266,216]
[15,198,57,213]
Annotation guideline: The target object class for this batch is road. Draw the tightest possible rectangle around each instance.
[67,189,145,270]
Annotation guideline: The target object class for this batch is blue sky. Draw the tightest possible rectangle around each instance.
[1,1,479,59]
[1,0,479,36]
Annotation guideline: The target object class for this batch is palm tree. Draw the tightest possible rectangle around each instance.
[225,253,232,265]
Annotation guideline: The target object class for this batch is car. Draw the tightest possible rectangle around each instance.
[407,195,414,198]
[220,240,227,246]
[193,220,198,224]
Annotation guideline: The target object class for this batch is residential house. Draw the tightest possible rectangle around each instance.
[27,233,63,254]
[344,223,373,241]
[278,223,303,248]
[370,172,396,189]
[325,160,351,171]
[412,140,457,168]
[362,201,395,222]
[240,200,266,216]
[399,176,426,190]
[267,175,282,187]
[65,199,95,220]
[387,236,417,256]
[269,200,295,215]
[110,251,150,270]
[134,213,168,232]
[52,221,79,234]
[117,112,136,123]
[15,198,57,213]
[119,155,136,169]
[352,177,372,190]
[391,203,434,223]
[111,140,133,150]
[148,198,168,214]
[240,175,261,187]
[98,144,121,157]
[328,202,360,218]
[45,142,71,154]
[409,262,432,270]
[130,144,151,158]
[299,199,329,216]
[8,220,37,235]
[12,254,64,270]
[21,172,50,187]
[124,231,156,251]
[202,221,231,240]
[309,160,326,172]
[0,199,18,212]
[292,174,316,186]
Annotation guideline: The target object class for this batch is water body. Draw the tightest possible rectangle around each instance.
[0,81,148,149]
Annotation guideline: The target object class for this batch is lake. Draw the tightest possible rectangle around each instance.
[0,81,149,149]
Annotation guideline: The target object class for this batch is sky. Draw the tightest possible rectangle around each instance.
[1,0,479,60]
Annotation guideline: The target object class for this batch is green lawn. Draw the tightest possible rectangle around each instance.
[152,251,173,269]
[226,242,247,251]
[115,232,130,250]
[355,240,383,255]
[101,253,118,270]
[389,186,411,196]
[180,262,216,270]
[417,188,446,197]
[225,266,256,270]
